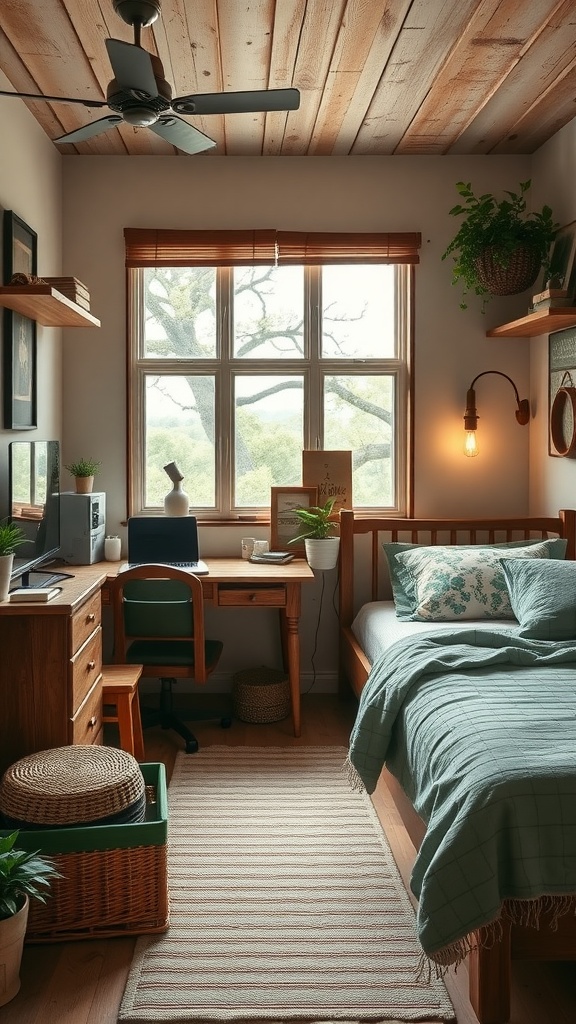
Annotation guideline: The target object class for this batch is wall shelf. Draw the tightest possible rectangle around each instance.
[0,285,100,327]
[486,308,576,338]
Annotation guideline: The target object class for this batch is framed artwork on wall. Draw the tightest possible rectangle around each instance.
[2,211,38,429]
[301,450,353,513]
[270,485,317,555]
[549,327,576,458]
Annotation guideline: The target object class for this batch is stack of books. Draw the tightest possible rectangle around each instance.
[249,550,294,564]
[43,276,91,311]
[529,287,575,312]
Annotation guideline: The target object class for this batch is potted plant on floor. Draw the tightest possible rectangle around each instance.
[0,520,29,602]
[441,179,558,310]
[65,457,102,494]
[0,831,60,1006]
[288,497,340,570]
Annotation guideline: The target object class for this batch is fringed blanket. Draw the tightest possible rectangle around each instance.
[347,629,576,968]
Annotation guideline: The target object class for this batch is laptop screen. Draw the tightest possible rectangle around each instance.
[127,516,200,564]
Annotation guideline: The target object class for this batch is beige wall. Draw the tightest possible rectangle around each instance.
[3,87,575,690]
[0,75,63,516]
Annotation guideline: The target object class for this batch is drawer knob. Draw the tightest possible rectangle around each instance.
[88,716,97,728]
[87,613,96,622]
[87,660,96,670]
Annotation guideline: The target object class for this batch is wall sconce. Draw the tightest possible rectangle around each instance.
[463,370,530,457]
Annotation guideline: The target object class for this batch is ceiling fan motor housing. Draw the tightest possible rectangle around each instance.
[107,52,171,122]
[113,0,161,28]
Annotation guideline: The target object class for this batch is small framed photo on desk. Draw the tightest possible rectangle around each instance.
[270,486,317,556]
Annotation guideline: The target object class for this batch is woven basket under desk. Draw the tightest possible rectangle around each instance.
[232,665,291,723]
[2,763,169,943]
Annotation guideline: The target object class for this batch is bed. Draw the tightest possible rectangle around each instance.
[338,507,576,1024]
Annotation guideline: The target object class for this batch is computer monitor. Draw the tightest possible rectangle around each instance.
[8,439,64,586]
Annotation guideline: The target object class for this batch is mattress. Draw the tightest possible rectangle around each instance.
[351,600,518,665]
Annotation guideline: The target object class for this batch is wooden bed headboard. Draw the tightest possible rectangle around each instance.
[338,508,576,631]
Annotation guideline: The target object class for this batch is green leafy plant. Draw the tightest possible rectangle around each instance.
[441,179,558,310]
[0,519,29,557]
[0,831,61,920]
[288,497,338,543]
[65,457,101,477]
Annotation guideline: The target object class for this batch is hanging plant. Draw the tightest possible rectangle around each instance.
[441,179,558,311]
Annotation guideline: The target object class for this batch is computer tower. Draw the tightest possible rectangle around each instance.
[60,492,106,565]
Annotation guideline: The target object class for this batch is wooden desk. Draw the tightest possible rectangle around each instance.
[102,557,315,738]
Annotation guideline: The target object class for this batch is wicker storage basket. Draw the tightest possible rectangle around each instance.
[0,763,169,943]
[0,745,145,828]
[232,665,291,723]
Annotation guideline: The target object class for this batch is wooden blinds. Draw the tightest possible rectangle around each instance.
[124,229,421,267]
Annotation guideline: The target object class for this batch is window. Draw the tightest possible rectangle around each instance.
[126,229,419,519]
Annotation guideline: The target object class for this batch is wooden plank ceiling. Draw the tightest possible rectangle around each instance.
[0,0,575,157]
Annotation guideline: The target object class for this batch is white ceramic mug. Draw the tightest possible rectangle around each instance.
[104,535,122,561]
[241,537,256,559]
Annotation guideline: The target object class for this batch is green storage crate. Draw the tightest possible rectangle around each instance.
[1,762,169,942]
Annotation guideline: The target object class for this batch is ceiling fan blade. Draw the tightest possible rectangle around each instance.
[0,88,106,109]
[105,38,158,100]
[150,116,216,155]
[53,115,123,145]
[172,87,300,116]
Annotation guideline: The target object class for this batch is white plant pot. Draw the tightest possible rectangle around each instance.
[164,480,190,516]
[0,553,14,603]
[304,537,340,571]
[0,895,29,1006]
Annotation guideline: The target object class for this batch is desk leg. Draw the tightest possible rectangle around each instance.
[280,582,301,738]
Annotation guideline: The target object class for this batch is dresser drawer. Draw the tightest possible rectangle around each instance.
[71,677,102,745]
[71,627,102,711]
[70,591,102,654]
[218,586,286,607]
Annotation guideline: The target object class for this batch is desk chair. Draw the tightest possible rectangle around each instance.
[110,564,231,753]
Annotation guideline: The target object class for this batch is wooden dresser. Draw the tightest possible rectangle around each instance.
[0,565,108,775]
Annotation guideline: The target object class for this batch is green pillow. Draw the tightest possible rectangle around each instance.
[500,558,576,639]
[383,537,567,620]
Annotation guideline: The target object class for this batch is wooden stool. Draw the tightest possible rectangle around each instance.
[101,665,145,760]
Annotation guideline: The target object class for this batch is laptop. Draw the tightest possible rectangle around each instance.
[126,516,209,575]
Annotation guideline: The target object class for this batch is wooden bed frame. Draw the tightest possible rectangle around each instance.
[338,508,576,1024]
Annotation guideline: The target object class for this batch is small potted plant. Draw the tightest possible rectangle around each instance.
[65,457,102,494]
[441,179,558,310]
[288,497,340,570]
[0,831,60,1006]
[0,520,29,602]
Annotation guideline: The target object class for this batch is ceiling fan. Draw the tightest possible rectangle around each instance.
[0,0,300,155]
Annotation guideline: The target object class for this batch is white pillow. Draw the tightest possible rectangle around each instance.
[394,541,553,621]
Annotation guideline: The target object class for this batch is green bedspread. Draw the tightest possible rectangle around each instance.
[348,628,576,964]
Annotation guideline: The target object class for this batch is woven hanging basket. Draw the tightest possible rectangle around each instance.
[232,665,291,723]
[474,244,541,296]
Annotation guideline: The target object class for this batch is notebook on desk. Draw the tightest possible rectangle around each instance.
[126,516,209,575]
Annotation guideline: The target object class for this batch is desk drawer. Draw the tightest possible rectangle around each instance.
[218,586,286,608]
[70,591,102,653]
[71,627,102,711]
[71,677,102,745]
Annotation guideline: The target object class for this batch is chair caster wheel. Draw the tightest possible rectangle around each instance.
[220,717,232,729]
[185,739,199,753]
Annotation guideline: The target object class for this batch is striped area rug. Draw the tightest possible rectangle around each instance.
[119,746,454,1023]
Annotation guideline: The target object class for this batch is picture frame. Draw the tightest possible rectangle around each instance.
[270,486,318,556]
[540,220,576,296]
[2,211,38,429]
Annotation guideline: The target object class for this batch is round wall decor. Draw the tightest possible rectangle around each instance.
[550,386,576,457]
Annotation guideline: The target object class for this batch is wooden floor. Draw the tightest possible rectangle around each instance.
[4,694,576,1024]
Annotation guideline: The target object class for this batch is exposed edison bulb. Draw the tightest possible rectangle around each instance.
[464,429,479,457]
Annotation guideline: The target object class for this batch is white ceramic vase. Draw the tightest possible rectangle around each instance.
[164,480,190,516]
[0,553,14,602]
[0,896,29,1006]
[304,537,340,571]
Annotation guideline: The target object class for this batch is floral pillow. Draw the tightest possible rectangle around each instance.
[393,541,558,621]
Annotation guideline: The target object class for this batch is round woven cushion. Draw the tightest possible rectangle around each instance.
[232,666,290,724]
[0,745,145,827]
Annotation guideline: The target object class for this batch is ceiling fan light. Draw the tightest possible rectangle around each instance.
[122,106,158,126]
